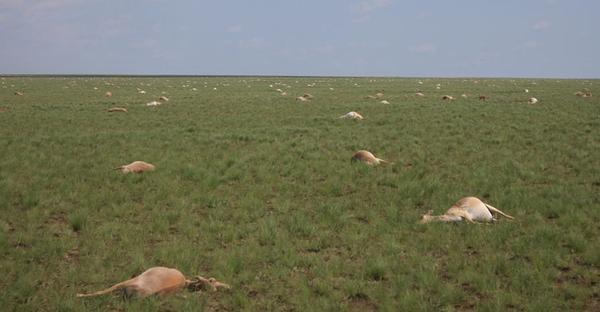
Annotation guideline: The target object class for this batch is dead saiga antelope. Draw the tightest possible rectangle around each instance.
[339,111,364,120]
[76,266,230,299]
[420,196,514,224]
[115,161,155,173]
[351,150,393,166]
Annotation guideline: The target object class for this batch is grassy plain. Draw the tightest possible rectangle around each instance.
[0,76,598,311]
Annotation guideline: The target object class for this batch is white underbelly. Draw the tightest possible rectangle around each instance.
[466,206,493,221]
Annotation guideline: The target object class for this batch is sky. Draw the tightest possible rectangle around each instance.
[0,0,598,78]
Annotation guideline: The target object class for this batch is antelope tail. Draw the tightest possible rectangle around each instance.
[76,281,129,298]
[484,203,514,220]
[377,158,394,165]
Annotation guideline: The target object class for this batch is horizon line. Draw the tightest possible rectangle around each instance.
[1,73,598,80]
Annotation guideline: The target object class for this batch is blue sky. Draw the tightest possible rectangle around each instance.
[0,0,598,77]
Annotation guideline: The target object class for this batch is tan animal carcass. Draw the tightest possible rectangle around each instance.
[420,197,514,224]
[158,96,169,102]
[575,91,592,97]
[105,91,113,97]
[442,95,454,100]
[76,266,230,298]
[339,111,364,120]
[415,92,425,97]
[351,150,392,166]
[115,161,155,173]
[14,91,23,96]
[528,97,538,104]
[296,95,311,101]
[108,107,128,113]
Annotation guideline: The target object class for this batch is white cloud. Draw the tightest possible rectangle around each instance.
[353,0,393,13]
[227,25,242,33]
[513,41,541,52]
[0,0,25,8]
[352,15,371,23]
[313,45,335,55]
[0,0,82,21]
[410,43,436,54]
[238,37,266,49]
[533,20,551,30]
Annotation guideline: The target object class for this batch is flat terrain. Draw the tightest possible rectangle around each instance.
[0,76,598,311]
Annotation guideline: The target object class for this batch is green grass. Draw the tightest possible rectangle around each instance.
[0,76,598,311]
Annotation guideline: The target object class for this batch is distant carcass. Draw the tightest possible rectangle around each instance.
[296,94,313,101]
[575,91,592,98]
[339,111,364,120]
[115,161,155,173]
[351,150,392,166]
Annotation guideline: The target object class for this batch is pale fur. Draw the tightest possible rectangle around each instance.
[158,96,169,102]
[351,150,392,166]
[528,97,538,104]
[575,91,592,97]
[442,95,454,100]
[420,197,514,224]
[108,107,127,113]
[76,266,230,298]
[116,161,155,173]
[339,111,364,120]
[296,94,313,101]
